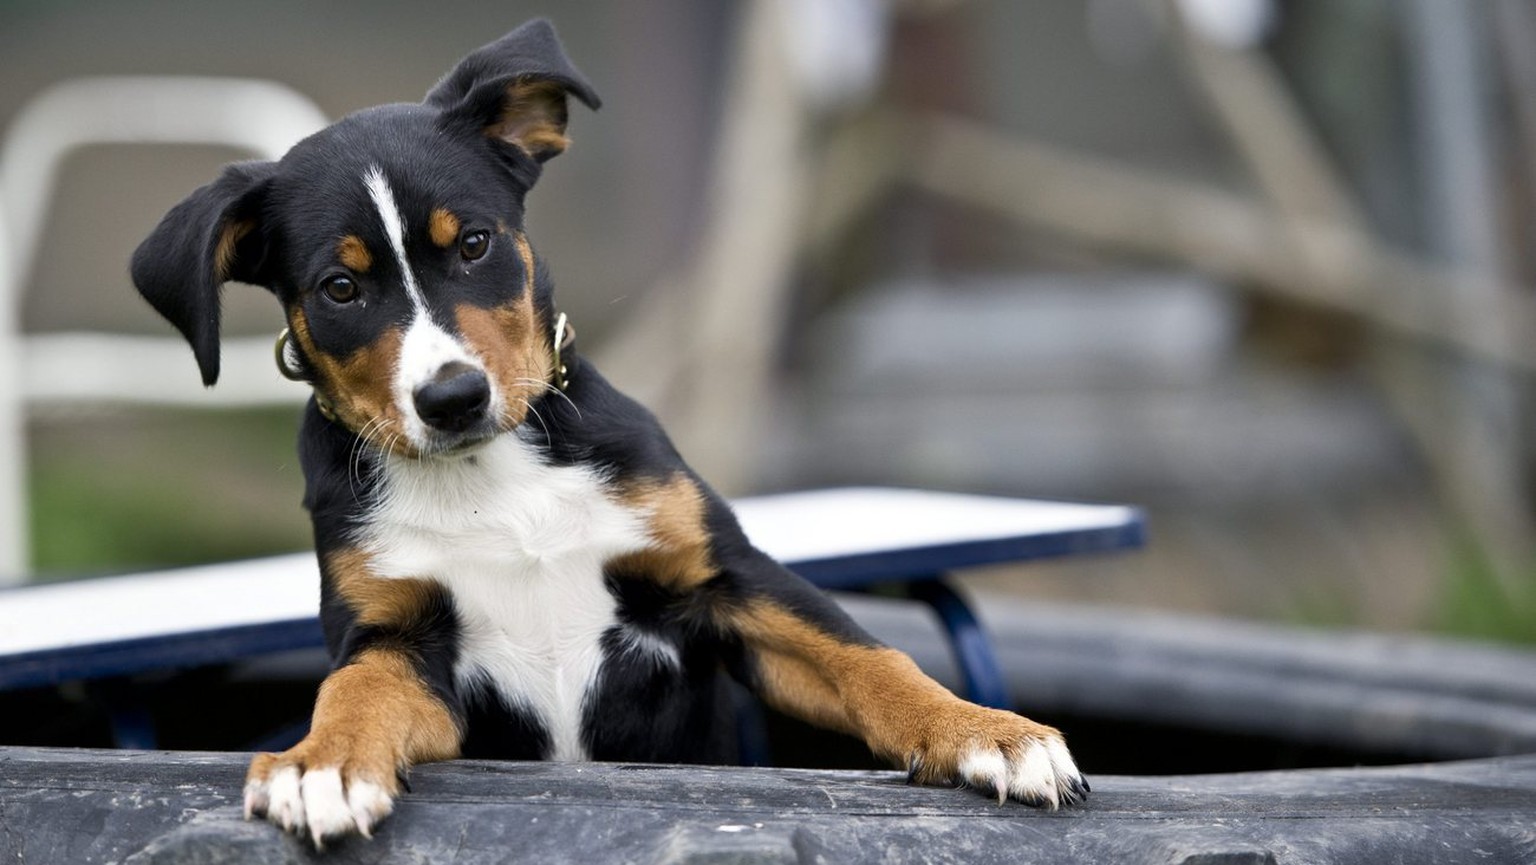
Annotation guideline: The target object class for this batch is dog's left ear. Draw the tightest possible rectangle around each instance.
[427,18,601,164]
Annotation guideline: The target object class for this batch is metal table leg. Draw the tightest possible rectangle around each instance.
[908,579,1011,709]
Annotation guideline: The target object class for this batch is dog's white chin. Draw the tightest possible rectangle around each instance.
[426,430,500,459]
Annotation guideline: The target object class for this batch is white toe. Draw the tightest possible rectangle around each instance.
[345,778,394,838]
[300,768,356,845]
[1009,740,1060,808]
[243,777,269,821]
[957,748,1009,802]
[266,766,305,833]
[1045,738,1081,787]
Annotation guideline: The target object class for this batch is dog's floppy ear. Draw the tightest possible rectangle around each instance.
[428,18,601,164]
[131,160,276,386]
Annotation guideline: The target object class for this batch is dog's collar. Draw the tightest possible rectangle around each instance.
[274,311,577,424]
[551,311,575,392]
[273,328,339,422]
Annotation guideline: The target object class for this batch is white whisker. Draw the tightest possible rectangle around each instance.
[346,417,380,501]
[514,376,581,420]
[521,397,551,442]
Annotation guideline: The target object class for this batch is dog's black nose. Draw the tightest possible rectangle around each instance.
[414,363,491,433]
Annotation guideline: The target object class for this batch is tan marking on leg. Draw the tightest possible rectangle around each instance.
[313,649,461,766]
[245,648,461,817]
[730,600,1061,779]
[326,548,439,628]
[751,647,857,736]
[428,208,460,249]
[337,235,373,273]
[608,474,716,590]
[213,219,254,281]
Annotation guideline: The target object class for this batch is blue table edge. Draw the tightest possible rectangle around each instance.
[2,507,1147,691]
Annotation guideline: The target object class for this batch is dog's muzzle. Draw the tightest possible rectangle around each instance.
[273,311,574,435]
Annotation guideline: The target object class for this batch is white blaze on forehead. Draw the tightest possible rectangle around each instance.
[363,165,426,311]
[363,165,498,447]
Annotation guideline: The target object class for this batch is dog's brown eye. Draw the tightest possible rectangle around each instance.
[460,230,491,262]
[321,275,358,304]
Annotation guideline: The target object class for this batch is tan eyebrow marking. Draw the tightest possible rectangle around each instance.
[429,208,460,249]
[337,235,373,273]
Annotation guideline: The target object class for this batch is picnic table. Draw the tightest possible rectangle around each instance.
[0,488,1143,722]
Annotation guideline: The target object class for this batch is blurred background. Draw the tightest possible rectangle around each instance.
[2,0,1534,646]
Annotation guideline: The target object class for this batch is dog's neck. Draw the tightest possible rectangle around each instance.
[273,311,577,426]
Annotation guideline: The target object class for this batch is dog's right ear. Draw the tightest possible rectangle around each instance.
[131,160,276,387]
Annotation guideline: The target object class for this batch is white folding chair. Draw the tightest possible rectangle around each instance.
[0,77,328,582]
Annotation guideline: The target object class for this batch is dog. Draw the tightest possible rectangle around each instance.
[130,19,1087,845]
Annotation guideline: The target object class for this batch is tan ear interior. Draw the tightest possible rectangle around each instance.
[486,78,571,160]
[213,219,255,282]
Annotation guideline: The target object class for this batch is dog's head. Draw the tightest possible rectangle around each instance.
[131,19,599,457]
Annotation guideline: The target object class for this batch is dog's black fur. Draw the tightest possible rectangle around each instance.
[132,20,1085,845]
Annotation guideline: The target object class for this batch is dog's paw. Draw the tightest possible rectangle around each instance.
[244,749,396,847]
[906,704,1088,809]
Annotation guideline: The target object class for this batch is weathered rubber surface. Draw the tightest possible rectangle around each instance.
[1,747,1533,864]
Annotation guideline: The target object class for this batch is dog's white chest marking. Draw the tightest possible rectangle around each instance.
[357,435,654,761]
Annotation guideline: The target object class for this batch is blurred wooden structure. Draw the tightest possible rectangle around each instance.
[601,0,1536,594]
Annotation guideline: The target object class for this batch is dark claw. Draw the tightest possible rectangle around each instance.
[1015,790,1047,808]
[905,753,922,785]
[1062,775,1090,806]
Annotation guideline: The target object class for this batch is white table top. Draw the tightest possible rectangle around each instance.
[0,488,1142,683]
[732,488,1137,565]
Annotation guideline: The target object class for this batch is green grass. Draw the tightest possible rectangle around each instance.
[1431,536,1536,645]
[27,407,311,581]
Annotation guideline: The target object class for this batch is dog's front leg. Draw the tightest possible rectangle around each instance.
[720,552,1087,807]
[243,647,461,846]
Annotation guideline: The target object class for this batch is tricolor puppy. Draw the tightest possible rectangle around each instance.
[131,19,1086,845]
